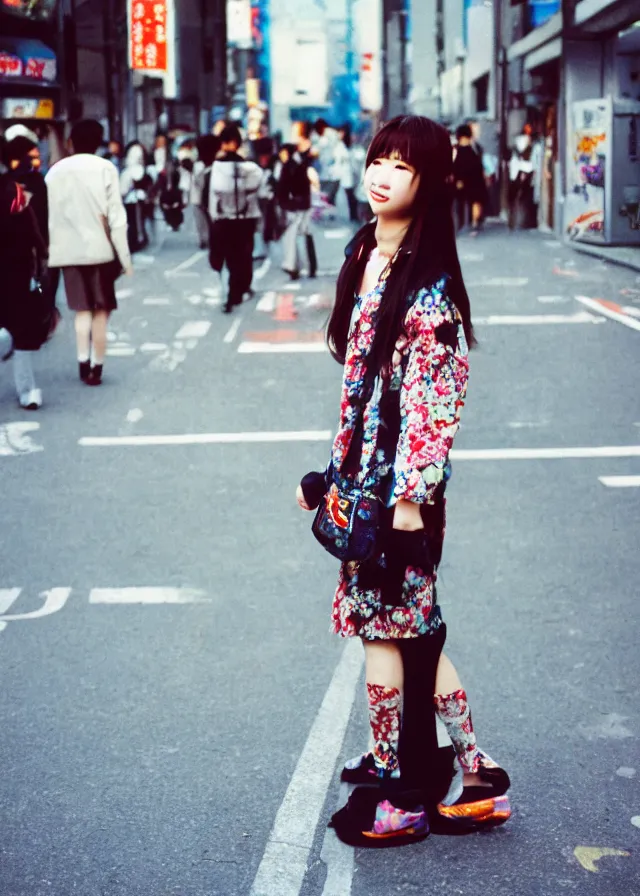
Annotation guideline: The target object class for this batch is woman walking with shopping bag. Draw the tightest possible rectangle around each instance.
[297,116,511,846]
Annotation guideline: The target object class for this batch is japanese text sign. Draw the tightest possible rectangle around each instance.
[129,0,168,72]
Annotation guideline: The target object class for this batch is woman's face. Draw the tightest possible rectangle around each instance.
[364,153,419,218]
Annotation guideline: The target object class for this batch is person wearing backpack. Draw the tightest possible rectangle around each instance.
[207,124,262,314]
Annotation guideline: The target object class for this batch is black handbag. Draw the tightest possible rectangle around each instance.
[312,480,381,563]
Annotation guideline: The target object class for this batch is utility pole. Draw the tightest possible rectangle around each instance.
[435,0,444,122]
[559,0,578,201]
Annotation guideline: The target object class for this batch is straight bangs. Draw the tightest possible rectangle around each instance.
[365,116,453,186]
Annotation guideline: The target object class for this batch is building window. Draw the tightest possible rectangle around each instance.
[1,0,56,21]
[474,73,489,114]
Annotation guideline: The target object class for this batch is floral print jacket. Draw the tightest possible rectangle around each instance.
[330,274,469,508]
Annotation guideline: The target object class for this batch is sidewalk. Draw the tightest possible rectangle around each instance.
[567,239,640,273]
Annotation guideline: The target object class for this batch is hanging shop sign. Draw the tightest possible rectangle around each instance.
[2,97,55,119]
[0,39,57,82]
[227,0,252,48]
[129,0,168,72]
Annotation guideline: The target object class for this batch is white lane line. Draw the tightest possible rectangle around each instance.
[256,291,277,312]
[126,408,144,423]
[576,296,640,333]
[474,312,602,325]
[238,342,327,354]
[116,288,134,299]
[250,639,363,896]
[108,346,136,357]
[537,295,569,304]
[223,316,243,345]
[320,782,355,896]
[254,257,272,281]
[143,297,171,306]
[452,446,640,461]
[324,228,352,240]
[165,250,206,276]
[134,254,155,265]
[89,587,210,605]
[0,589,21,615]
[0,422,42,456]
[140,342,168,352]
[174,320,211,340]
[467,277,529,287]
[598,475,640,488]
[79,431,333,447]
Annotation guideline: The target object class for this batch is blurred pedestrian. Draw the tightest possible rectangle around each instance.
[120,142,153,252]
[334,125,358,222]
[46,119,132,387]
[453,124,485,233]
[104,139,123,171]
[0,159,51,409]
[191,134,221,250]
[313,119,340,206]
[296,115,510,845]
[508,132,535,230]
[278,126,318,280]
[159,168,185,231]
[207,124,263,314]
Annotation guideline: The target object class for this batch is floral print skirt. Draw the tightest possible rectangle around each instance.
[331,558,439,640]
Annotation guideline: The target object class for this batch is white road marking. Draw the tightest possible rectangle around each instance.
[254,257,272,281]
[616,768,636,778]
[0,589,71,633]
[205,297,222,307]
[140,343,168,353]
[0,422,43,456]
[467,276,529,287]
[143,297,171,305]
[250,639,363,896]
[115,288,134,299]
[223,316,243,344]
[459,252,484,262]
[474,312,601,325]
[108,346,137,357]
[320,793,355,896]
[507,421,548,429]
[576,295,640,332]
[202,287,221,298]
[79,431,333,448]
[134,254,155,265]
[126,408,144,423]
[544,240,562,247]
[622,306,640,318]
[632,817,640,829]
[174,320,211,340]
[165,250,206,276]
[0,589,21,616]
[238,342,327,354]
[256,291,277,312]
[537,295,569,304]
[89,587,210,605]
[452,445,640,461]
[324,228,352,240]
[187,294,203,305]
[598,475,640,488]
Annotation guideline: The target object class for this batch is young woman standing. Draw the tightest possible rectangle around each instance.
[297,116,510,846]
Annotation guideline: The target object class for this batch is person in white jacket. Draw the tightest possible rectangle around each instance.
[46,120,132,386]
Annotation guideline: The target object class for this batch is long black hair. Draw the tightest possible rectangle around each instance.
[327,115,476,369]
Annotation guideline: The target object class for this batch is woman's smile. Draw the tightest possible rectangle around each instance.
[369,188,389,203]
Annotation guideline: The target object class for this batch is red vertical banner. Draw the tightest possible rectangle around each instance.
[129,0,168,72]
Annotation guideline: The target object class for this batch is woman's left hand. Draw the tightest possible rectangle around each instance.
[296,485,311,511]
[392,498,424,531]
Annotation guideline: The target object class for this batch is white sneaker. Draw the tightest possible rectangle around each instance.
[19,388,42,410]
[0,327,13,361]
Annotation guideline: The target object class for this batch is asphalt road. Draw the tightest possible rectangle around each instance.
[0,209,638,896]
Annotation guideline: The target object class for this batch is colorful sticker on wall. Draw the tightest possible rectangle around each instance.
[566,99,610,243]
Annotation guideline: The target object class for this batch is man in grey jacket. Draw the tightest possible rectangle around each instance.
[207,124,263,314]
[46,119,132,386]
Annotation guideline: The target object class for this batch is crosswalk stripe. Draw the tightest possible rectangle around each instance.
[598,475,640,488]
